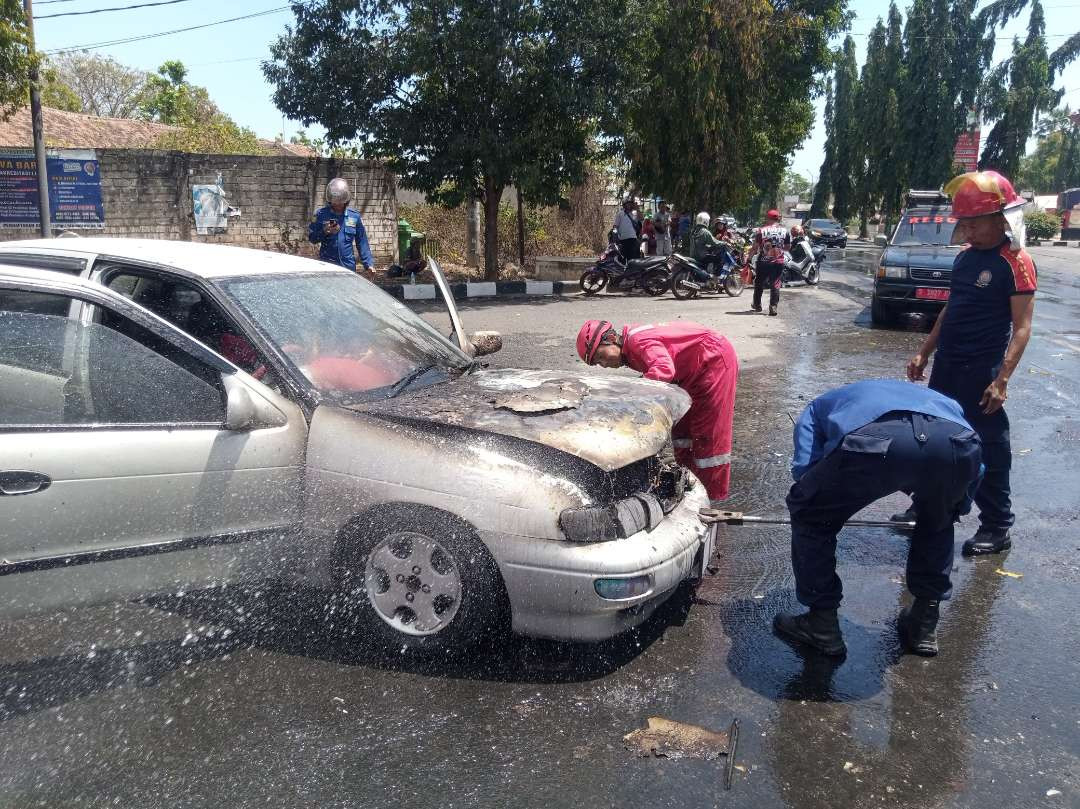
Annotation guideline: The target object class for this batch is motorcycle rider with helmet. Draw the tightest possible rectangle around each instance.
[692,211,726,269]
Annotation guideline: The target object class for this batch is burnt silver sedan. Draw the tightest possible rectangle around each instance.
[0,240,713,653]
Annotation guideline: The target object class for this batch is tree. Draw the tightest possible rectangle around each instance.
[624,0,845,218]
[979,1,1057,177]
[830,37,859,223]
[1016,107,1072,192]
[810,78,835,217]
[154,117,266,155]
[779,169,813,201]
[40,65,81,112]
[0,0,33,121]
[138,60,218,125]
[265,0,632,280]
[46,52,148,118]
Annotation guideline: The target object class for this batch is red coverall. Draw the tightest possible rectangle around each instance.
[620,322,739,501]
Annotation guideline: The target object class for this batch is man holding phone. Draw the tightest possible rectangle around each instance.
[308,177,375,273]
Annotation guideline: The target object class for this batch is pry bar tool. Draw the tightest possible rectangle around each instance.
[699,509,915,531]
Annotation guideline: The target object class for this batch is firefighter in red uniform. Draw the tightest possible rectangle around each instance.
[576,320,739,504]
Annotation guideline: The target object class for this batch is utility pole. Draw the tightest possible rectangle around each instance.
[24,0,51,237]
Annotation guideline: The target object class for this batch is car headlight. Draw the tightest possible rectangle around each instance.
[877,265,906,279]
[810,230,822,237]
[559,494,665,542]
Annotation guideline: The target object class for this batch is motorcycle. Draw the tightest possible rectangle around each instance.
[579,237,671,296]
[782,235,824,286]
[669,245,745,300]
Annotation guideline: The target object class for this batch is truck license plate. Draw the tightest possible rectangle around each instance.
[915,288,950,301]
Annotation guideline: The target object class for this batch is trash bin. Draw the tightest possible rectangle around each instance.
[397,219,413,263]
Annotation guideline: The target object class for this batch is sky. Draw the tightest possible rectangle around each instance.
[29,0,1080,173]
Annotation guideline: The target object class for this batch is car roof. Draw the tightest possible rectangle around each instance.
[0,238,345,280]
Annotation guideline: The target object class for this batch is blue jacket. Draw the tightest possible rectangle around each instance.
[308,205,374,270]
[791,379,971,481]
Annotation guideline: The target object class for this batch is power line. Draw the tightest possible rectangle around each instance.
[35,0,202,19]
[43,6,292,53]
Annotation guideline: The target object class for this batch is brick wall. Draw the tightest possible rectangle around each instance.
[0,150,399,264]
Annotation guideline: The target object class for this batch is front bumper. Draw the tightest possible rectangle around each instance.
[874,281,949,313]
[481,486,712,642]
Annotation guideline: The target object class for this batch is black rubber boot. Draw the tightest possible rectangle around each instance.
[890,507,917,523]
[750,303,763,312]
[962,527,1011,556]
[768,305,778,317]
[773,608,846,657]
[898,598,940,656]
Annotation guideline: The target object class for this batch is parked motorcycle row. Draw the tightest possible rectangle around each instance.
[580,228,830,299]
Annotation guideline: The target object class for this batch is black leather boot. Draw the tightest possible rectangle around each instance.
[768,304,778,317]
[773,608,846,657]
[962,527,1011,556]
[898,598,940,656]
[890,506,917,523]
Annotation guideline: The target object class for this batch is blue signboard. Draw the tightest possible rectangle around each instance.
[0,148,105,229]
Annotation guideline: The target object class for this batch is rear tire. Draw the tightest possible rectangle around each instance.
[333,504,508,658]
[723,271,744,297]
[871,295,896,327]
[671,268,699,300]
[579,270,607,295]
[643,270,669,297]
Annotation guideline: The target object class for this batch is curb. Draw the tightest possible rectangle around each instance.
[380,280,578,302]
[1028,239,1080,247]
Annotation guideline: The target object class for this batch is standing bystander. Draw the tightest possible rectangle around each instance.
[654,203,673,256]
[308,178,375,273]
[614,199,641,260]
[749,209,789,316]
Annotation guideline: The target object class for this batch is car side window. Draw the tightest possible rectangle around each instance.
[1,290,225,429]
[100,266,274,382]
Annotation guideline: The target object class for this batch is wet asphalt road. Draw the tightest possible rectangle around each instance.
[2,247,1079,808]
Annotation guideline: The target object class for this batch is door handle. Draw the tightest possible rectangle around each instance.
[0,471,52,496]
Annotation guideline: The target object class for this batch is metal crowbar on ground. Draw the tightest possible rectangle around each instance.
[699,509,915,531]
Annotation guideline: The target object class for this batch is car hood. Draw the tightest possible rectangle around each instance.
[882,245,958,268]
[347,368,692,472]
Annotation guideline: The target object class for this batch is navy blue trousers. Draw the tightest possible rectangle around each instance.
[929,354,1013,530]
[787,412,982,610]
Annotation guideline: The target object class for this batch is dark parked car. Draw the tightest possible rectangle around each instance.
[871,190,959,326]
[805,218,848,248]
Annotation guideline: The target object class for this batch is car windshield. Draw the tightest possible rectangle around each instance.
[808,219,839,229]
[219,272,471,402]
[892,213,959,246]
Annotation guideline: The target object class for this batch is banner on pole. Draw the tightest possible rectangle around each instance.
[0,148,105,229]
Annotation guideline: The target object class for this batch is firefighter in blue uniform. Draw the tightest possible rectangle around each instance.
[308,178,375,273]
[773,379,983,659]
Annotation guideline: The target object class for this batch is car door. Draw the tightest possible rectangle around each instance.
[0,277,307,617]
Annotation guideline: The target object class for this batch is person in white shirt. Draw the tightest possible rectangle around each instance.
[614,199,641,260]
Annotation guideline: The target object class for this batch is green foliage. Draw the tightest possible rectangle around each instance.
[979,1,1058,178]
[290,130,362,159]
[41,65,81,113]
[0,0,33,121]
[623,0,846,216]
[779,169,813,201]
[154,115,266,155]
[810,78,834,217]
[830,37,859,222]
[138,61,219,126]
[1024,209,1059,239]
[265,0,631,280]
[1017,108,1079,193]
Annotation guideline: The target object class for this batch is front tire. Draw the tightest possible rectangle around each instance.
[643,270,669,296]
[805,264,820,286]
[579,270,608,295]
[671,268,699,300]
[723,271,744,296]
[870,295,896,327]
[334,504,507,657]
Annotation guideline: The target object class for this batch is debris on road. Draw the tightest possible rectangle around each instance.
[995,569,1024,579]
[624,716,734,762]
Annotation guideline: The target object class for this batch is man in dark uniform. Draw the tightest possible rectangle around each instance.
[900,170,1036,556]
[308,178,375,273]
[773,380,982,658]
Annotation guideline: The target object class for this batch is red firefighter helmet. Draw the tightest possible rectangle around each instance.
[944,171,1024,219]
[576,319,615,365]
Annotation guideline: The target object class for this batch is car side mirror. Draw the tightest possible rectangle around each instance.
[468,330,502,357]
[223,374,287,431]
[874,234,888,247]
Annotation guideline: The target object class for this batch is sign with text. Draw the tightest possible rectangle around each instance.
[0,148,105,229]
